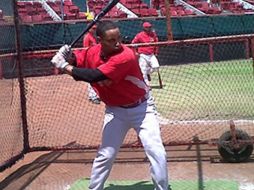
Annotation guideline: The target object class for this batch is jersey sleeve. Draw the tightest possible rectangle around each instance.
[132,33,141,44]
[73,49,88,68]
[98,51,134,82]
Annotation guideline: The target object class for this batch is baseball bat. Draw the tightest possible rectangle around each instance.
[158,70,163,89]
[70,0,120,47]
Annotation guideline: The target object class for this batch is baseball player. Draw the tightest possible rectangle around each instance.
[51,21,170,190]
[132,21,160,86]
[83,24,97,47]
[83,24,101,104]
[132,21,161,116]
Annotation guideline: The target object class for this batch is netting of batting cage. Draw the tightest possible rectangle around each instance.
[1,0,254,189]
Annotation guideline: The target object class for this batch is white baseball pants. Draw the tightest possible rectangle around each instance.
[139,54,160,85]
[88,100,169,190]
[88,83,99,100]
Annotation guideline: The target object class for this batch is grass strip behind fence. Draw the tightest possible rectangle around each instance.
[69,178,238,190]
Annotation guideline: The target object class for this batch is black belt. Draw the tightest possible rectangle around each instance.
[120,96,147,109]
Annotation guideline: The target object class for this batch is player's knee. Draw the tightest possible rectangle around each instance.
[157,147,167,158]
[145,144,167,158]
[96,148,117,163]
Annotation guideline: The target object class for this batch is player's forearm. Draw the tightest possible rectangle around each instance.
[64,65,108,83]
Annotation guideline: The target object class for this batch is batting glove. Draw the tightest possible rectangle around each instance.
[58,44,72,60]
[51,52,69,69]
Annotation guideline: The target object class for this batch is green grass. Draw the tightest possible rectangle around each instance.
[69,178,238,190]
[150,59,254,120]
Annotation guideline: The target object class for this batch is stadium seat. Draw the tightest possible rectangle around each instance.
[125,2,137,9]
[140,8,150,17]
[245,8,254,12]
[65,12,77,20]
[64,0,74,6]
[93,5,103,10]
[33,2,42,8]
[54,0,62,5]
[220,0,232,2]
[245,0,254,5]
[211,7,222,14]
[161,7,166,15]
[177,10,186,16]
[50,5,61,14]
[17,1,26,8]
[78,12,87,19]
[184,9,194,15]
[148,8,158,16]
[132,8,140,15]
[220,2,230,9]
[24,1,33,9]
[176,5,184,10]
[26,7,38,16]
[109,11,120,18]
[46,1,55,7]
[126,0,141,3]
[37,7,46,13]
[93,8,101,15]
[170,7,177,12]
[22,15,33,23]
[69,5,80,14]
[88,0,127,18]
[152,0,160,9]
[42,13,52,21]
[118,12,128,18]
[18,8,27,14]
[33,2,44,12]
[171,10,177,16]
[140,3,149,9]
[186,0,195,6]
[63,6,70,13]
[32,14,43,22]
[87,1,95,8]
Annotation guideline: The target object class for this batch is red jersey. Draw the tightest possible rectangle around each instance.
[132,31,159,55]
[83,32,97,48]
[74,44,147,106]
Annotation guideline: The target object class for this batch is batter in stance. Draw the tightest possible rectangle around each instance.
[51,21,169,190]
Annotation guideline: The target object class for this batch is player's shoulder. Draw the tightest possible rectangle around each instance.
[83,32,90,38]
[135,31,144,37]
[152,31,158,36]
[87,44,100,52]
[119,45,136,60]
[139,31,146,35]
[110,45,134,60]
[81,44,100,58]
[121,44,134,53]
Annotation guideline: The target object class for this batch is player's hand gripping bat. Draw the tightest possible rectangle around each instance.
[51,0,120,70]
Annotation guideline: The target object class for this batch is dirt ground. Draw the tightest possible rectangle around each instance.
[1,76,254,190]
[0,146,254,190]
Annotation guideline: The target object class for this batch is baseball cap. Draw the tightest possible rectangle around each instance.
[143,22,152,28]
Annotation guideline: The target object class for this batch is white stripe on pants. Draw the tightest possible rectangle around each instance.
[88,100,168,190]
